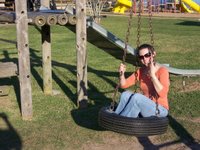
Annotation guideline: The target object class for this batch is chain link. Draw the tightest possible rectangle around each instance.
[136,0,142,48]
[148,0,154,46]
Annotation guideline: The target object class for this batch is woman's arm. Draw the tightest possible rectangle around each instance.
[151,73,163,93]
[150,64,169,97]
[119,63,138,88]
[119,63,126,87]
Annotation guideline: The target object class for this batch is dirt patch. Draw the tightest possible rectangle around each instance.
[0,96,12,108]
[81,133,200,150]
[0,95,20,119]
[148,12,200,19]
[178,81,200,93]
[177,117,200,123]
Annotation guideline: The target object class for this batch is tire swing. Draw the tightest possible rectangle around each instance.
[98,0,169,137]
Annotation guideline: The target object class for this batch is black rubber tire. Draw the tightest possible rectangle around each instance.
[98,106,168,137]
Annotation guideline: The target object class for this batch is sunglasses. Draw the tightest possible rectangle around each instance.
[138,52,151,60]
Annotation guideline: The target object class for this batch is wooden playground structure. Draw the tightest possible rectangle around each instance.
[1,0,199,14]
[0,0,199,120]
[0,0,87,120]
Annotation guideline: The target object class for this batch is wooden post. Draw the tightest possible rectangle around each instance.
[15,0,32,120]
[41,0,52,95]
[42,25,52,95]
[76,0,88,108]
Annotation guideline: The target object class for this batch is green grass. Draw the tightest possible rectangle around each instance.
[0,16,200,149]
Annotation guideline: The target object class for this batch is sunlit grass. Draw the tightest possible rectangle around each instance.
[0,15,200,149]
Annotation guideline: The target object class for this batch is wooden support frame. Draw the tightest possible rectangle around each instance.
[0,62,18,78]
[13,0,88,119]
[15,0,32,120]
[76,0,88,108]
[41,1,52,95]
[42,25,52,95]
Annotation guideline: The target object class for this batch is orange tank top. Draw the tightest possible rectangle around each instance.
[120,67,170,110]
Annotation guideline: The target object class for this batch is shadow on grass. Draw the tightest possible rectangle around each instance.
[1,31,200,147]
[168,115,200,149]
[70,105,103,131]
[0,38,17,45]
[0,46,106,131]
[0,50,21,113]
[66,25,138,66]
[176,21,200,26]
[70,79,115,131]
[0,113,22,150]
[29,48,78,104]
[137,115,200,149]
[29,48,117,130]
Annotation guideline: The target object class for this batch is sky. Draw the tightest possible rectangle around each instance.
[193,0,200,5]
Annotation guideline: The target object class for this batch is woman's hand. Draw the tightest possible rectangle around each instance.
[119,63,127,87]
[149,57,164,93]
[119,63,126,76]
[149,57,156,78]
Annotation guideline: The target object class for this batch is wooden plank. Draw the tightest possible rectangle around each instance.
[15,0,32,120]
[0,62,18,78]
[42,25,52,95]
[76,0,88,108]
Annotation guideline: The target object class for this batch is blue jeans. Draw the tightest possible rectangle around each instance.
[115,91,168,118]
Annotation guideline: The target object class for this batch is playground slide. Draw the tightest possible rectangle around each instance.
[86,21,200,76]
[113,0,132,14]
[181,2,194,13]
[181,0,200,13]
[64,6,200,76]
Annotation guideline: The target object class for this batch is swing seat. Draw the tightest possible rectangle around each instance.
[98,106,168,137]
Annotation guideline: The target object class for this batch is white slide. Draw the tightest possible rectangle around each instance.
[65,6,200,76]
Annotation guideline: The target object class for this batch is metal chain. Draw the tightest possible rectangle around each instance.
[110,0,158,116]
[110,0,134,110]
[147,0,159,115]
[136,0,142,48]
[134,0,143,94]
[122,7,133,64]
[147,0,154,46]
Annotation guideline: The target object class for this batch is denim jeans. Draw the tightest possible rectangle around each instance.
[115,90,168,118]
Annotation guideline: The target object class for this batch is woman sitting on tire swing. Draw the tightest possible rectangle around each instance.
[115,43,170,118]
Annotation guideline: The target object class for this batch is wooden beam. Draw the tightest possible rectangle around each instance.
[42,25,52,95]
[0,12,72,26]
[76,0,88,108]
[0,62,18,78]
[15,0,32,120]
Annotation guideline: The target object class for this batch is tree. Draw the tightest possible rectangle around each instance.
[86,0,108,23]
